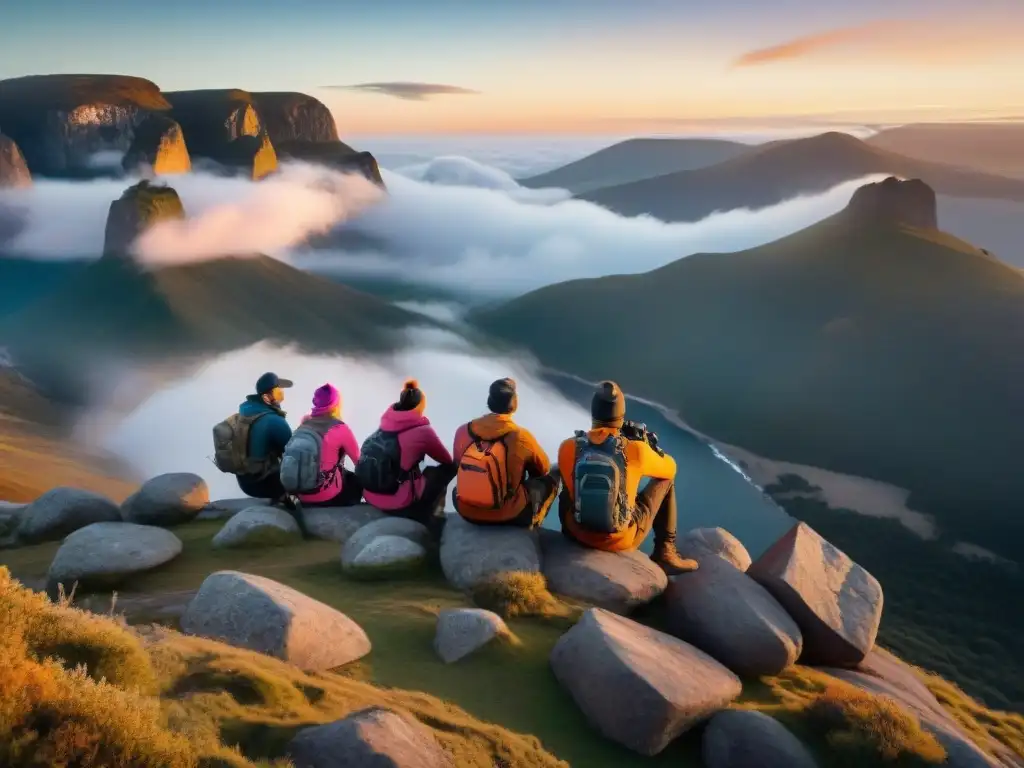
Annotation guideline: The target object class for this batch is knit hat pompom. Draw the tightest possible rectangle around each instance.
[396,378,425,413]
[404,378,419,391]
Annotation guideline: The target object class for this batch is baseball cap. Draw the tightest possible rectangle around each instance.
[255,372,293,395]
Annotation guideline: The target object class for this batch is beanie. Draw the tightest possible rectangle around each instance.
[591,380,625,428]
[311,383,341,417]
[487,377,518,415]
[396,378,426,413]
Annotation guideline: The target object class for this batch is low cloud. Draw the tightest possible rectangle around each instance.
[323,82,480,101]
[395,156,570,203]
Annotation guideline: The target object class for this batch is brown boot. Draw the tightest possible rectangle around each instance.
[651,543,699,575]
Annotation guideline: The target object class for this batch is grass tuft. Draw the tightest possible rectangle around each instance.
[469,571,571,620]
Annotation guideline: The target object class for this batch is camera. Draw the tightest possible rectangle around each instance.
[621,419,664,456]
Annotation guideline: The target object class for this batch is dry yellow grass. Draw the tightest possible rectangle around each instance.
[919,669,1024,760]
[469,571,574,621]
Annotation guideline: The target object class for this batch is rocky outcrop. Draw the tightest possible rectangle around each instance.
[251,92,340,144]
[102,180,185,257]
[303,504,384,543]
[538,529,666,614]
[181,570,371,671]
[666,556,802,677]
[845,176,938,230]
[702,710,819,768]
[0,132,31,187]
[220,131,278,180]
[550,607,742,756]
[46,521,182,597]
[749,522,883,667]
[121,472,208,527]
[434,608,514,663]
[16,487,122,545]
[676,527,752,571]
[440,514,541,591]
[122,114,190,175]
[211,507,301,548]
[287,707,453,768]
[276,142,385,187]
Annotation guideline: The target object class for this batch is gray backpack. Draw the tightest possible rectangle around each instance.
[280,417,341,494]
[573,431,630,533]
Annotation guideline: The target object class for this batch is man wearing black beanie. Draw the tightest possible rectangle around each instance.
[451,377,561,527]
[555,380,697,575]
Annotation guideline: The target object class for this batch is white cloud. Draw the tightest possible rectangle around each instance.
[395,156,570,203]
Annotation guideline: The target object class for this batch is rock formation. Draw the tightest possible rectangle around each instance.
[211,506,302,548]
[676,527,752,571]
[102,179,185,257]
[276,143,385,186]
[219,130,278,179]
[845,176,939,230]
[122,114,191,175]
[251,91,340,143]
[440,513,542,590]
[0,131,31,187]
[434,608,514,663]
[120,472,208,526]
[340,516,431,577]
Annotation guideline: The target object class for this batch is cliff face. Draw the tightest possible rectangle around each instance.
[251,92,339,144]
[276,143,385,187]
[103,180,185,257]
[122,115,191,176]
[0,132,31,188]
[845,176,938,230]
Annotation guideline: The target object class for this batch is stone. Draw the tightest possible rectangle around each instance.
[121,472,208,527]
[344,536,427,578]
[665,556,802,677]
[212,507,301,549]
[434,608,513,663]
[702,709,818,768]
[17,487,121,545]
[341,517,431,565]
[102,181,186,257]
[181,570,370,671]
[251,92,340,144]
[287,706,453,768]
[197,497,271,521]
[46,522,182,597]
[538,529,666,614]
[749,522,883,667]
[440,514,541,591]
[846,176,938,230]
[122,114,191,175]
[550,607,742,756]
[0,132,31,188]
[676,527,752,571]
[304,504,384,543]
[275,142,385,187]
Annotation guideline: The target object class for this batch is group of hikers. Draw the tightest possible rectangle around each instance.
[212,372,699,575]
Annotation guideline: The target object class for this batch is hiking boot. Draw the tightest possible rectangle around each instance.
[651,543,699,575]
[278,495,309,539]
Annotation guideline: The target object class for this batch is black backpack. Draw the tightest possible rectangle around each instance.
[355,427,414,494]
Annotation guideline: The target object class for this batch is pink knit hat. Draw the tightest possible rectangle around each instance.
[310,383,341,417]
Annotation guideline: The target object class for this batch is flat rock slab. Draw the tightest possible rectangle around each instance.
[539,529,666,614]
[304,504,385,543]
[702,710,818,768]
[46,522,183,597]
[666,556,802,677]
[181,570,371,671]
[212,507,301,549]
[344,536,427,579]
[122,472,209,527]
[341,517,431,565]
[287,706,453,768]
[550,607,742,756]
[434,608,512,663]
[749,522,882,667]
[440,514,541,591]
[17,487,121,545]
[676,527,752,571]
[198,497,271,521]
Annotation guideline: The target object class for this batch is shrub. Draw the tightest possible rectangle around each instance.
[470,572,567,619]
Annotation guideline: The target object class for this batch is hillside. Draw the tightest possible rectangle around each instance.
[869,123,1024,178]
[579,131,1024,222]
[518,138,751,194]
[0,258,87,320]
[472,179,1024,563]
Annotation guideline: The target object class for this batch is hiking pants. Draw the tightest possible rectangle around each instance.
[460,467,562,530]
[560,477,678,551]
[237,472,286,500]
[386,463,458,526]
[302,470,364,508]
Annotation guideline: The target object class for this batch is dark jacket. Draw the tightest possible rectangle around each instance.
[238,396,293,466]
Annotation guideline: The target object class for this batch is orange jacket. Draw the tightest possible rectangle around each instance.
[453,413,550,522]
[557,427,677,551]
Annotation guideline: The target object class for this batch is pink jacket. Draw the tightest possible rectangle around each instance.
[362,406,453,510]
[297,415,361,504]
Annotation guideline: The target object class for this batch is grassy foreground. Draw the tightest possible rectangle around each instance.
[2,522,1022,767]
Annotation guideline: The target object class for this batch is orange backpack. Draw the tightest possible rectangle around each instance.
[456,426,514,510]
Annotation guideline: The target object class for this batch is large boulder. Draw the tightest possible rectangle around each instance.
[0,132,31,188]
[46,521,182,597]
[434,608,513,664]
[340,516,431,565]
[550,608,742,755]
[538,529,666,614]
[197,497,271,521]
[122,114,191,175]
[676,527,752,571]
[287,706,453,768]
[102,180,186,257]
[749,522,883,667]
[665,556,803,677]
[343,536,427,579]
[702,710,818,768]
[251,92,340,144]
[17,487,122,545]
[121,472,208,527]
[304,504,384,543]
[181,570,371,671]
[440,514,541,591]
[211,507,301,549]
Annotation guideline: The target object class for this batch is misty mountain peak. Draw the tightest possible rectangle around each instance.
[102,179,185,259]
[845,176,938,230]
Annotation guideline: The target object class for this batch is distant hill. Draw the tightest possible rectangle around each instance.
[0,257,87,320]
[936,196,1024,269]
[868,123,1024,179]
[518,137,751,194]
[579,131,1024,222]
[472,179,1024,562]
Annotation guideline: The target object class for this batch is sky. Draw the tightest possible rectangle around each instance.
[2,0,1024,134]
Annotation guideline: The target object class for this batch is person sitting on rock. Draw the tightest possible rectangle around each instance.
[556,380,698,575]
[452,377,561,529]
[213,371,294,503]
[280,383,363,510]
[356,379,455,532]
